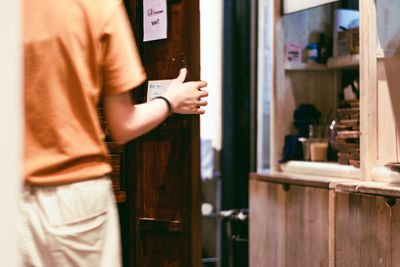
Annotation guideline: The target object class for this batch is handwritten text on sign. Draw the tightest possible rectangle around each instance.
[143,0,167,42]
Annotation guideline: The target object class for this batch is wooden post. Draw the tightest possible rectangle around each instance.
[360,0,377,180]
[271,0,281,172]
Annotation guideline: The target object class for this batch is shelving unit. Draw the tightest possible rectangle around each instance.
[270,1,363,179]
[251,2,400,266]
[268,0,400,182]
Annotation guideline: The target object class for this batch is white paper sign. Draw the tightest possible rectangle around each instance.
[146,80,173,102]
[143,0,167,42]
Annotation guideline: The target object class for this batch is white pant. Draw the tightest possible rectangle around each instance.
[19,176,122,267]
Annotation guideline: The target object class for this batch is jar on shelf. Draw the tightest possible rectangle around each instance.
[306,43,318,63]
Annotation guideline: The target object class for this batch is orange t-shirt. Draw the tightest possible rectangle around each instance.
[23,0,146,184]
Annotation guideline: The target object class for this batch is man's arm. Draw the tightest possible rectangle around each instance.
[103,68,208,144]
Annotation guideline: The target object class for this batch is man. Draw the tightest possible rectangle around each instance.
[21,0,208,266]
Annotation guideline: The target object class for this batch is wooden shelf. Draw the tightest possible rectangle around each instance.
[284,62,328,71]
[326,54,360,69]
[250,171,400,198]
[372,167,400,184]
[279,161,361,180]
[336,179,400,198]
[250,171,355,189]
[284,55,360,71]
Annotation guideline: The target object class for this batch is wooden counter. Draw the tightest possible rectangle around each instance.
[250,171,354,189]
[250,171,400,197]
[249,171,400,267]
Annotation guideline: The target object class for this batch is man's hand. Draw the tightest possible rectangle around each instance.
[163,68,208,114]
[104,68,209,144]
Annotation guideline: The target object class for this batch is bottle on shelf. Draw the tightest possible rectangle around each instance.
[318,33,328,64]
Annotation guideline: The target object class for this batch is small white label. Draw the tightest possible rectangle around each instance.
[307,49,317,57]
[146,80,173,102]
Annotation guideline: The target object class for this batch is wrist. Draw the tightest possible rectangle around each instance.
[154,96,173,116]
[162,92,177,113]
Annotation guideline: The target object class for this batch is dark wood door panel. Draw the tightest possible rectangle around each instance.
[138,0,200,81]
[139,231,186,267]
[125,115,200,266]
[121,0,201,266]
[138,123,191,221]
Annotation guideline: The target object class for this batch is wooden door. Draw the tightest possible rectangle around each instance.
[122,1,201,266]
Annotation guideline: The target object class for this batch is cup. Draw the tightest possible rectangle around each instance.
[310,139,328,162]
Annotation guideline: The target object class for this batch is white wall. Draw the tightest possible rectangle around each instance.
[0,1,22,266]
[200,0,223,151]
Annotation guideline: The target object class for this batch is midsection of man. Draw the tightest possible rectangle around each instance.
[23,0,146,185]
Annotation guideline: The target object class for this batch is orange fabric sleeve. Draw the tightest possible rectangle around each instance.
[101,2,147,96]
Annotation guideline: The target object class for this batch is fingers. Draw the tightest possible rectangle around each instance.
[185,80,207,89]
[198,80,207,88]
[197,99,208,106]
[195,80,207,89]
[176,68,187,83]
[198,89,208,98]
[191,107,205,114]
